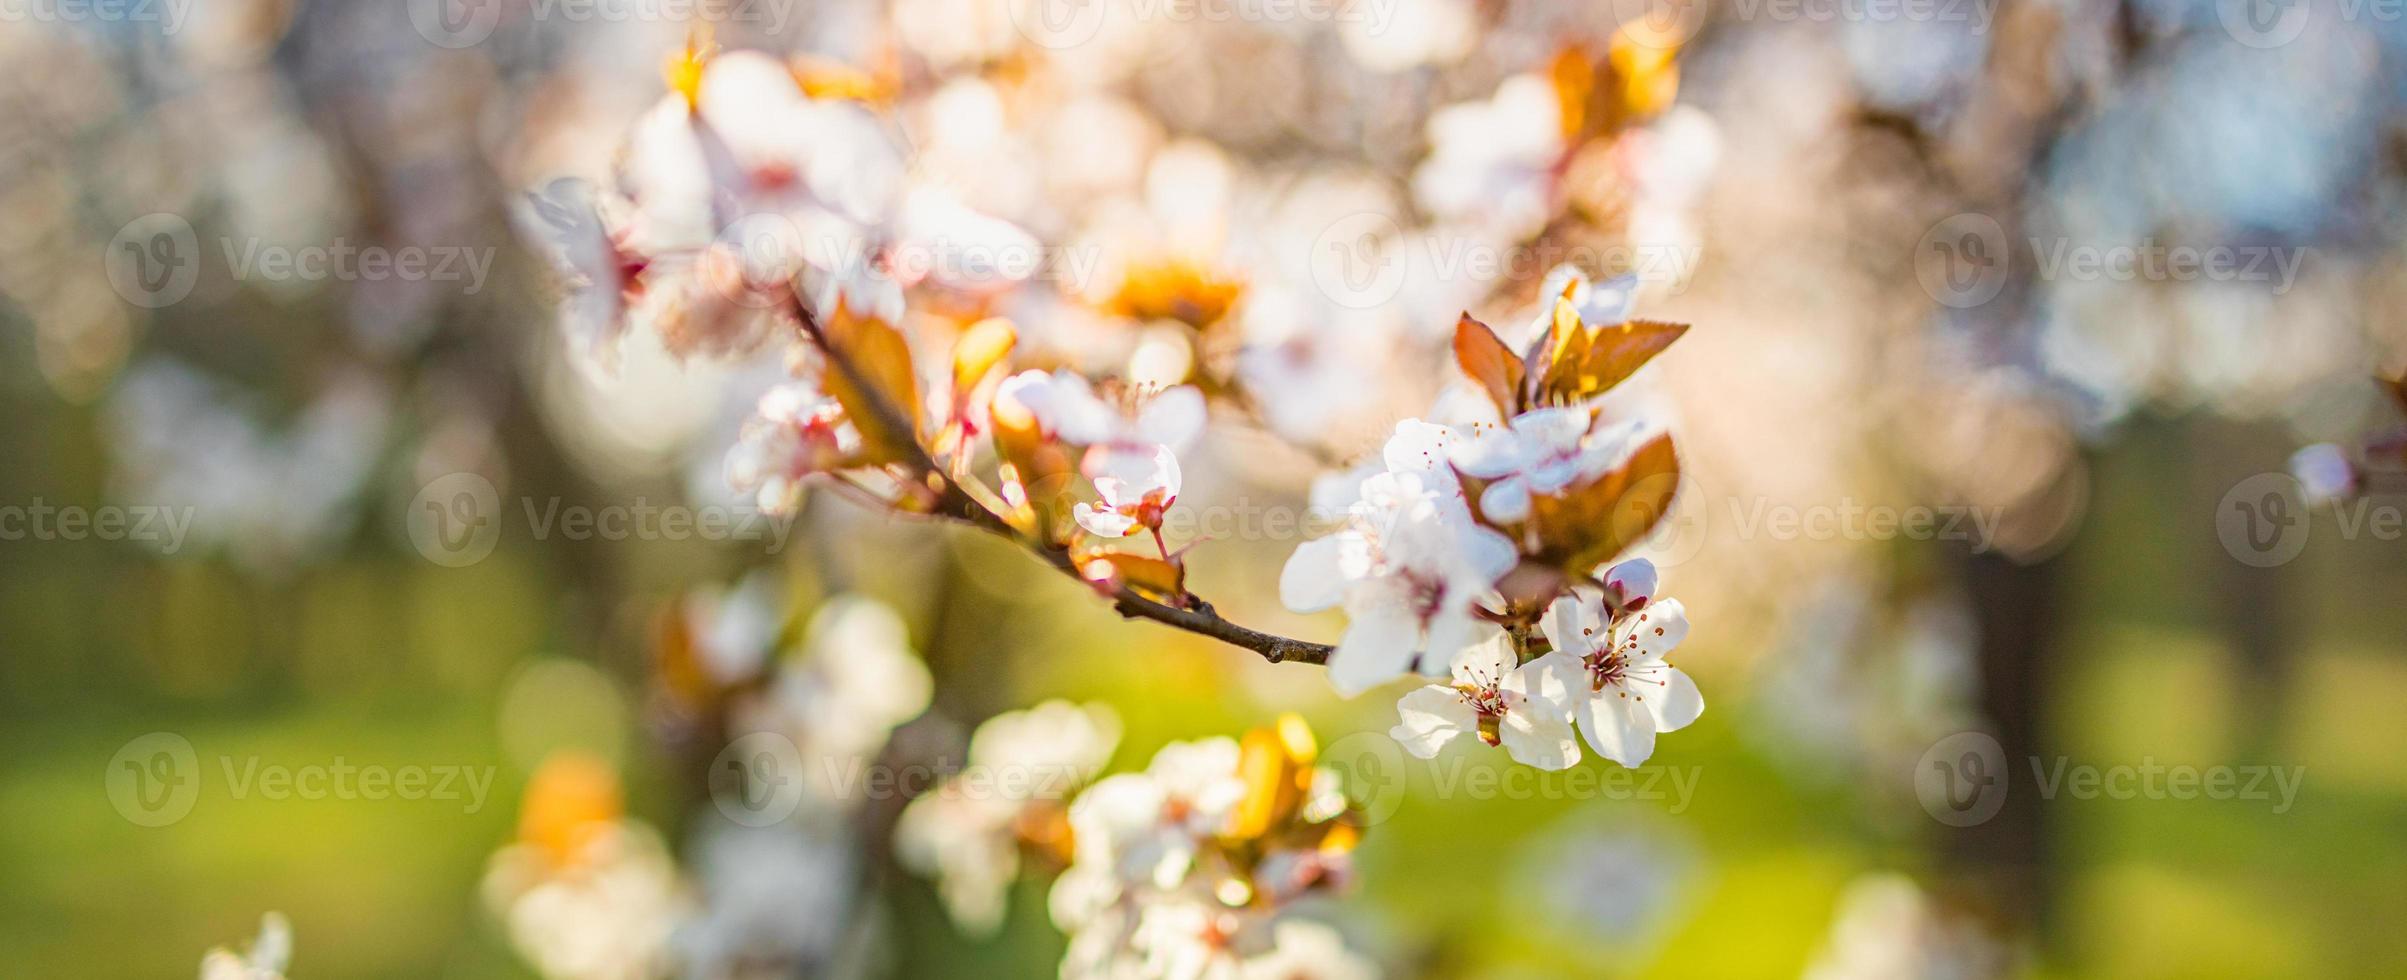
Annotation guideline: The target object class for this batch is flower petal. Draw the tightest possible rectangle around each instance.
[1446,423,1527,479]
[1577,690,1657,768]
[1447,633,1515,688]
[1600,558,1658,610]
[1509,652,1586,719]
[1623,598,1690,662]
[1074,504,1138,538]
[1500,710,1581,770]
[1328,608,1421,697]
[1641,665,1704,733]
[1382,419,1460,475]
[1279,536,1349,613]
[1390,685,1475,759]
[1480,477,1533,524]
[1135,385,1206,451]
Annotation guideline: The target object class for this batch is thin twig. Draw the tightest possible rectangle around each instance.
[792,293,1334,666]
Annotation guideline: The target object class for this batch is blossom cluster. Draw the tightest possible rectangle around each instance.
[1049,717,1374,980]
[509,23,1711,976]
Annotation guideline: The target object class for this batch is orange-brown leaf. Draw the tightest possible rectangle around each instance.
[1528,433,1680,573]
[1453,313,1526,418]
[824,309,921,464]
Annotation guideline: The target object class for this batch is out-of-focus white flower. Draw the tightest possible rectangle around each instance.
[1450,407,1648,523]
[682,569,787,684]
[895,700,1120,935]
[1339,0,1475,73]
[1075,445,1181,538]
[1411,74,1563,241]
[993,369,1207,482]
[724,380,862,515]
[2290,442,2357,505]
[517,177,642,377]
[1390,634,1581,770]
[1534,266,1640,337]
[1240,918,1380,980]
[103,359,389,576]
[1803,874,2011,980]
[483,822,684,980]
[199,913,291,980]
[1528,570,1701,768]
[675,818,857,978]
[730,595,931,805]
[1066,738,1247,894]
[1282,421,1516,696]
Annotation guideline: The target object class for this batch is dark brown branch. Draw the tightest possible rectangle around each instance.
[791,292,1333,667]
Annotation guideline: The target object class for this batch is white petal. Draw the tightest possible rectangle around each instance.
[1136,385,1207,451]
[1415,610,1480,677]
[1641,664,1704,733]
[1512,406,1592,452]
[1459,525,1520,582]
[1382,419,1458,475]
[1446,423,1528,479]
[1540,590,1604,658]
[1479,477,1533,524]
[1447,633,1515,687]
[1279,537,1348,613]
[1327,609,1420,697]
[1601,558,1658,609]
[1513,651,1588,719]
[1390,685,1475,759]
[1577,691,1657,768]
[1075,503,1138,537]
[1624,598,1690,662]
[1500,710,1581,770]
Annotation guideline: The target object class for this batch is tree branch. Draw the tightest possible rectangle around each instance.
[792,292,1334,666]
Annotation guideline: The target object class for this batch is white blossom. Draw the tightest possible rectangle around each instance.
[1390,635,1581,770]
[1528,562,1703,768]
[199,913,291,980]
[1283,420,1516,696]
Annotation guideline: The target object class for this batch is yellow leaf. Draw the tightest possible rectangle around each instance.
[1540,317,1688,405]
[952,317,1018,395]
[1073,550,1186,604]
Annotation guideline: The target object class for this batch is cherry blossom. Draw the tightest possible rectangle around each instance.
[995,369,1207,485]
[724,380,862,515]
[1450,407,1649,523]
[1390,634,1582,770]
[1528,563,1702,768]
[1075,444,1182,539]
[199,913,291,980]
[2290,442,2357,505]
[1284,420,1516,696]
